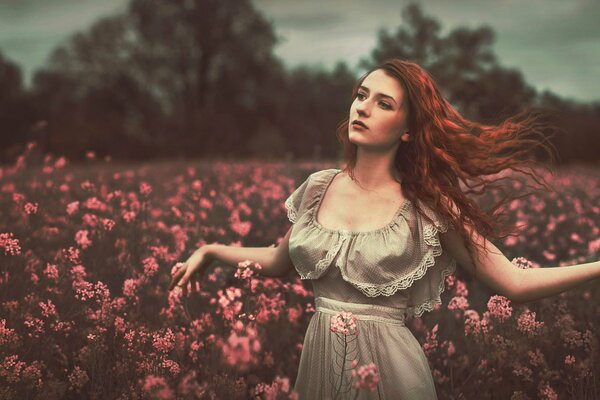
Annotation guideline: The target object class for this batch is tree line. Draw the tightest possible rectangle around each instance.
[0,1,598,165]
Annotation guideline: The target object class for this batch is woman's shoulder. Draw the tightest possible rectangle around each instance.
[299,168,340,189]
[309,168,340,179]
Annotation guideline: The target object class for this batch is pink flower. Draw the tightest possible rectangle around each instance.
[191,180,202,191]
[73,280,110,304]
[199,198,213,210]
[455,280,468,296]
[538,383,558,400]
[102,218,115,231]
[588,238,600,254]
[255,293,285,324]
[39,300,57,318]
[123,279,139,299]
[160,359,180,376]
[43,263,59,280]
[512,364,533,382]
[464,309,490,336]
[0,355,26,383]
[21,361,43,389]
[510,391,529,400]
[422,324,439,356]
[75,230,92,250]
[527,348,545,367]
[67,247,81,265]
[81,213,99,228]
[287,305,303,325]
[542,250,556,261]
[12,192,25,205]
[351,362,379,391]
[447,340,456,356]
[139,182,152,196]
[121,210,137,223]
[152,329,175,353]
[66,201,80,215]
[447,296,469,311]
[230,220,252,237]
[24,202,38,215]
[516,308,544,337]
[570,232,583,243]
[83,197,107,211]
[68,366,89,390]
[142,375,174,399]
[255,376,293,400]
[234,260,262,281]
[142,257,159,278]
[0,319,19,347]
[0,232,21,255]
[54,157,67,169]
[222,326,261,371]
[69,264,87,282]
[564,355,576,365]
[487,295,513,322]
[177,371,208,398]
[330,311,359,336]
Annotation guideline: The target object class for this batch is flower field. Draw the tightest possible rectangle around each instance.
[1,143,599,399]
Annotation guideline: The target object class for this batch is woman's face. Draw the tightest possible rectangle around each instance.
[348,69,410,150]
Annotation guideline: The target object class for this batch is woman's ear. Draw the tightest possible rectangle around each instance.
[400,131,410,142]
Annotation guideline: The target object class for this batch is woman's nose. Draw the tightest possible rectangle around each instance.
[356,101,369,115]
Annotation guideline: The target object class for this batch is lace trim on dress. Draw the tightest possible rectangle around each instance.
[284,195,298,224]
[406,258,457,318]
[336,207,456,317]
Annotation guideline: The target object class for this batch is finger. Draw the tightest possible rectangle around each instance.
[168,269,180,290]
[177,270,192,290]
[169,266,187,291]
[194,273,201,292]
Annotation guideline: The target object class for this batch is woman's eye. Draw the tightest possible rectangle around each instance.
[356,93,391,110]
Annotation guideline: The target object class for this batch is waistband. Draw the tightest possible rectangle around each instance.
[315,296,406,326]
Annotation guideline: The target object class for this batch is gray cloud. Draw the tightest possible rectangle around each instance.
[254,0,600,102]
[0,0,598,101]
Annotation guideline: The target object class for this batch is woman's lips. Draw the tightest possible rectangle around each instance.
[351,121,368,130]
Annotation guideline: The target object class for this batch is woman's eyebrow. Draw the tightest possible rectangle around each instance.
[358,85,397,104]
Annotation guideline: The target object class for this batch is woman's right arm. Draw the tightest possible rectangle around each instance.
[169,226,295,291]
[206,226,295,278]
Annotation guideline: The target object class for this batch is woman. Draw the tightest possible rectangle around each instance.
[169,59,600,399]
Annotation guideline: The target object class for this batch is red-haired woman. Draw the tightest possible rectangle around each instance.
[170,59,600,399]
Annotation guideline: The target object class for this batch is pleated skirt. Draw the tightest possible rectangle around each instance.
[293,296,438,400]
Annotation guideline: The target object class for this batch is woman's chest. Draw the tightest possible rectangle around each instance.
[316,190,405,232]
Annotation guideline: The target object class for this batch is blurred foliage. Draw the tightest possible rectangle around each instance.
[0,1,598,164]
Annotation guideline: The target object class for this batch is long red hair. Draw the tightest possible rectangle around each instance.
[336,58,560,276]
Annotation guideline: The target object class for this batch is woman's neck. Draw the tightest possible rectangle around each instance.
[350,149,401,191]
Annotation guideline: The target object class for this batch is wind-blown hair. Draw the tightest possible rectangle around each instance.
[335,58,560,276]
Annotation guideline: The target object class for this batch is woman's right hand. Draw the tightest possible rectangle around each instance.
[168,246,213,296]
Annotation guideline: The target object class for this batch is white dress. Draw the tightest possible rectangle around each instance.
[285,168,457,400]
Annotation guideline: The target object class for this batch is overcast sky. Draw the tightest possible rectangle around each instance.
[0,0,598,102]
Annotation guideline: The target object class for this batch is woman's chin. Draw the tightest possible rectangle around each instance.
[348,130,366,143]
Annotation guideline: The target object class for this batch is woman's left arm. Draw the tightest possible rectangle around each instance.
[439,227,600,304]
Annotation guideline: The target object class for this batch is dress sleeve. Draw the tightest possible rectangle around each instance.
[284,174,312,224]
[404,201,457,318]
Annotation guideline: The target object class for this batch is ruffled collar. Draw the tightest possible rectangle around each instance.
[286,168,456,318]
